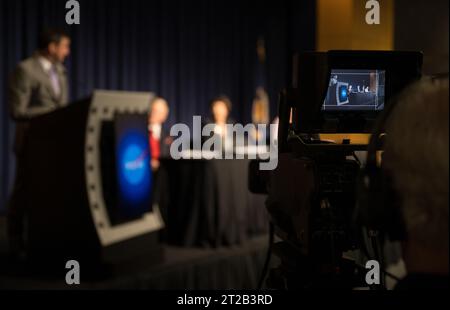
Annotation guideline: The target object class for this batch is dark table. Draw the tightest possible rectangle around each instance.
[156,159,269,247]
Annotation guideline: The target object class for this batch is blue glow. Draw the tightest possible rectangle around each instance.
[117,130,152,205]
[339,86,348,102]
[123,144,146,185]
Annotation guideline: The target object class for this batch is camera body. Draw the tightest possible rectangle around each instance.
[251,51,423,288]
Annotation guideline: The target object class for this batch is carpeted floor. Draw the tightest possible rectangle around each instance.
[0,215,274,290]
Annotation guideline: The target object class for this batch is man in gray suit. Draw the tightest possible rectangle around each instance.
[7,29,71,259]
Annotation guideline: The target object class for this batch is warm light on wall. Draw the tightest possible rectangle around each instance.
[317,0,394,51]
[319,134,371,145]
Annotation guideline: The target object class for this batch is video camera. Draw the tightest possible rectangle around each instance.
[250,51,423,289]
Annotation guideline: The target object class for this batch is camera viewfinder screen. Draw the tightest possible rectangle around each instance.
[322,69,385,111]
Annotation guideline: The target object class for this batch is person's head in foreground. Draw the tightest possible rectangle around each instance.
[149,97,170,126]
[383,76,449,287]
[38,28,71,64]
[210,95,232,125]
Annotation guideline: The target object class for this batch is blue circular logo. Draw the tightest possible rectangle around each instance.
[122,144,146,185]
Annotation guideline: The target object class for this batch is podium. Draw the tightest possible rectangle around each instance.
[24,91,164,276]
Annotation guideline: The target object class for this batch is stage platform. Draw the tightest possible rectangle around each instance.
[0,216,272,290]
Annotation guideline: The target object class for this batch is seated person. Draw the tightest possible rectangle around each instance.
[382,76,448,289]
[148,97,172,241]
[205,95,235,152]
[148,96,171,171]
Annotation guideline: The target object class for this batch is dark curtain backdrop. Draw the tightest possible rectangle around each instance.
[0,0,315,212]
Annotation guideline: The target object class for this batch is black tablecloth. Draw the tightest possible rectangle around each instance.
[156,159,269,247]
